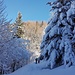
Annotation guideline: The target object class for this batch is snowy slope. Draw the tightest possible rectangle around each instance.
[6,63,75,75]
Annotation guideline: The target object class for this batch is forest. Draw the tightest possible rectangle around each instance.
[0,0,75,75]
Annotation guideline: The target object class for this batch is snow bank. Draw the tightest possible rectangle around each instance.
[6,63,75,75]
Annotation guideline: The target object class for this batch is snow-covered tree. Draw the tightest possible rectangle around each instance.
[0,1,31,74]
[40,0,75,69]
[15,12,24,38]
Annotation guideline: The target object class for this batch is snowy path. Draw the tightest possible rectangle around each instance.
[5,63,75,75]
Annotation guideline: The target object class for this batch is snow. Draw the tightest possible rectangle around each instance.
[49,25,58,38]
[60,13,66,20]
[51,12,58,23]
[6,63,75,75]
[49,49,58,69]
[45,25,51,33]
[71,1,75,9]
[67,1,75,25]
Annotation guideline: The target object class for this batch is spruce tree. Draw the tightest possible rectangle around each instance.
[15,12,24,38]
[40,0,75,69]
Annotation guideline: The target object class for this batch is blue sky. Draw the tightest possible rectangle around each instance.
[4,0,52,23]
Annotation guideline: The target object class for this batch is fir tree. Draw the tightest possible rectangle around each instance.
[40,0,75,69]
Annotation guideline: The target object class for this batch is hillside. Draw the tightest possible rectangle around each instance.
[21,21,47,61]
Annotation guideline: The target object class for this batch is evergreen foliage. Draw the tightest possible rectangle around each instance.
[40,0,75,69]
[15,12,24,38]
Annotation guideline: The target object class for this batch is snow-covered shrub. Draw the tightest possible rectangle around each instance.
[0,0,31,74]
[0,23,31,74]
[40,0,75,69]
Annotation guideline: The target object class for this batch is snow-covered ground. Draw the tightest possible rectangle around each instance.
[5,63,75,75]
